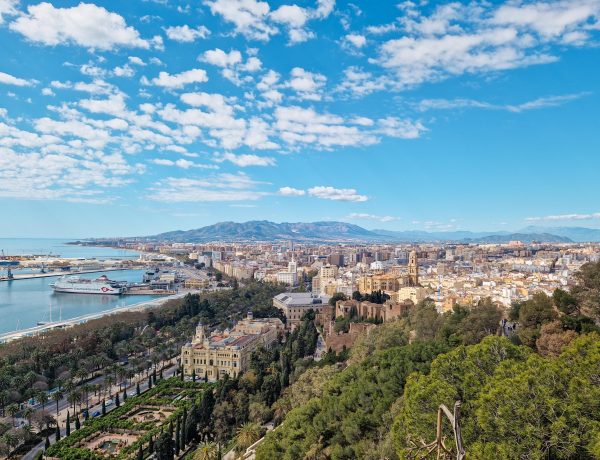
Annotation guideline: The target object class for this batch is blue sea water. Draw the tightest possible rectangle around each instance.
[0,239,156,334]
[0,238,138,259]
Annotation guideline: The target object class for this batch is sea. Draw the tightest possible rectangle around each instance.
[0,239,157,335]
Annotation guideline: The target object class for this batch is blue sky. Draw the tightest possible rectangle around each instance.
[1,0,600,237]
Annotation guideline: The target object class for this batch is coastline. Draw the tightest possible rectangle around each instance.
[0,291,187,343]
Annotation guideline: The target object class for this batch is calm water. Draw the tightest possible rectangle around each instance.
[0,269,158,334]
[0,239,155,334]
[0,238,138,259]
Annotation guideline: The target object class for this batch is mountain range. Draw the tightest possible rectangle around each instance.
[143,220,600,243]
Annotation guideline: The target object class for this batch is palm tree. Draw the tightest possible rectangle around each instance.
[6,404,19,427]
[193,442,218,460]
[235,422,261,453]
[52,390,64,416]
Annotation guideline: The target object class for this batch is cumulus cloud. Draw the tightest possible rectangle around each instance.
[344,33,366,48]
[165,24,210,42]
[205,0,276,41]
[370,1,600,89]
[286,67,326,101]
[10,2,154,50]
[279,186,306,196]
[150,158,218,169]
[274,105,378,148]
[201,48,243,67]
[377,117,426,139]
[0,71,34,86]
[216,152,276,167]
[308,186,368,202]
[146,69,209,89]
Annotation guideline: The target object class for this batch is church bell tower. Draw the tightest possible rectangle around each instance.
[408,250,419,286]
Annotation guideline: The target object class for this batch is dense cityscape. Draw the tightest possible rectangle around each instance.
[2,0,600,458]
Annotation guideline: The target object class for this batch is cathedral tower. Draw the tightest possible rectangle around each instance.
[408,250,419,286]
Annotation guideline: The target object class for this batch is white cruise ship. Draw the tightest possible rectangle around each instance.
[50,275,126,295]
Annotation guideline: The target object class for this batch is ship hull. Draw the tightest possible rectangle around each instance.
[51,287,123,295]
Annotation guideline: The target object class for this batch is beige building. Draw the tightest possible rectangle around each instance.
[273,292,331,330]
[181,313,283,381]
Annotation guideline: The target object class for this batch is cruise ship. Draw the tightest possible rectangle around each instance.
[50,275,126,295]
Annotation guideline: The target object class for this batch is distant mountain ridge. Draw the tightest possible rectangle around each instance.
[519,226,600,243]
[147,220,577,243]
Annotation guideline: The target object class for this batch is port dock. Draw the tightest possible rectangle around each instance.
[0,267,130,282]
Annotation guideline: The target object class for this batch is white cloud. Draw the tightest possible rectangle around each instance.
[217,152,276,167]
[347,212,397,222]
[336,66,393,97]
[0,71,34,87]
[274,105,378,148]
[0,0,18,24]
[377,117,426,139]
[150,172,268,202]
[151,158,218,169]
[128,56,146,66]
[417,93,590,112]
[370,1,600,90]
[308,186,368,202]
[344,33,366,48]
[271,5,308,28]
[165,24,210,42]
[279,186,305,196]
[313,0,335,19]
[270,4,312,43]
[10,2,153,50]
[525,212,600,222]
[147,69,209,89]
[201,48,243,67]
[113,64,135,78]
[205,0,276,41]
[286,67,326,101]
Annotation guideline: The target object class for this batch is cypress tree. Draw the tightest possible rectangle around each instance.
[175,417,180,455]
[75,415,80,430]
[123,390,127,401]
[115,393,120,407]
[102,399,106,416]
[45,436,50,450]
[137,444,143,460]
[180,367,184,381]
[65,412,71,436]
[160,369,163,380]
[55,424,61,441]
[148,435,154,453]
[148,375,152,389]
[136,382,141,396]
[192,369,196,382]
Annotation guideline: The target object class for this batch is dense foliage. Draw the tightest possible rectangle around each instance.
[0,282,283,418]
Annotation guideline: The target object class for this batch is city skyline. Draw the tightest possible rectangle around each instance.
[2,0,600,237]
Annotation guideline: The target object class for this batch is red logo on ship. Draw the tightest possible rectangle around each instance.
[101,287,110,292]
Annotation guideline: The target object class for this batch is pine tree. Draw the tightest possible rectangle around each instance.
[65,411,71,436]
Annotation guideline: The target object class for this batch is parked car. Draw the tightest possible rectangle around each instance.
[92,411,101,418]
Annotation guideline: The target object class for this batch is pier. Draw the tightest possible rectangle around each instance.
[0,267,130,282]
